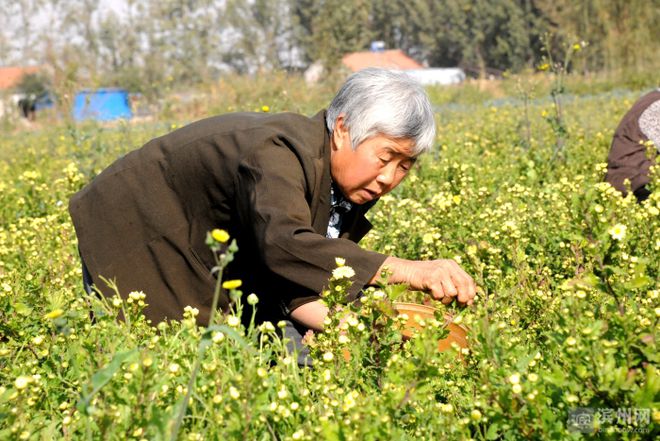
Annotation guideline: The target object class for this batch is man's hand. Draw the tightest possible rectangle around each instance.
[372,256,477,305]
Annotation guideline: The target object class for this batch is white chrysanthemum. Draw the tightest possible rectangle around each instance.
[229,386,240,400]
[212,331,225,343]
[372,290,385,300]
[15,376,31,390]
[128,290,146,301]
[332,265,355,279]
[608,223,627,240]
[343,392,357,411]
[183,306,199,318]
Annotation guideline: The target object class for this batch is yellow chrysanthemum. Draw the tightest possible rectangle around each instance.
[222,279,242,290]
[44,309,64,319]
[211,228,229,243]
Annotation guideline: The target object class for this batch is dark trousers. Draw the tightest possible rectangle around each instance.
[282,320,313,367]
[81,257,94,295]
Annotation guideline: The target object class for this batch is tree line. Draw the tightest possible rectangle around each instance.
[1,0,658,98]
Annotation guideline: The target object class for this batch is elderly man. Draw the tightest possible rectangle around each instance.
[69,68,476,335]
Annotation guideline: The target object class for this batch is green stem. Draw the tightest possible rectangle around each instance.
[169,265,225,440]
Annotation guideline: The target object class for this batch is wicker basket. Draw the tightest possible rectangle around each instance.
[392,302,468,352]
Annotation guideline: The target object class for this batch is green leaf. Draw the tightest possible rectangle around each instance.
[76,348,139,414]
[13,302,32,316]
[624,275,652,290]
[515,352,535,373]
[485,423,500,440]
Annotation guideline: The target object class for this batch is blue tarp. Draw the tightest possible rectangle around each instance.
[72,88,132,121]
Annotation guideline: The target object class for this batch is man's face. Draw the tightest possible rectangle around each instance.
[330,116,416,205]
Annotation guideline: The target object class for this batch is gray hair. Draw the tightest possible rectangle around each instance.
[326,68,436,156]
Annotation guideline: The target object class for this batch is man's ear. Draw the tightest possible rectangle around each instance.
[333,114,349,150]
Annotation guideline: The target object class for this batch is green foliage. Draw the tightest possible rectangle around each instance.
[14,73,50,97]
[0,88,659,439]
[223,0,295,73]
[292,0,373,70]
[538,0,660,73]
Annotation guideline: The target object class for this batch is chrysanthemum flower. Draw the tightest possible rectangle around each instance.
[608,223,627,240]
[44,309,63,319]
[15,376,31,390]
[222,279,242,290]
[211,229,229,243]
[229,386,240,400]
[332,265,355,279]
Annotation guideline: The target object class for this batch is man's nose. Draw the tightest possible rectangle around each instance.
[376,164,396,187]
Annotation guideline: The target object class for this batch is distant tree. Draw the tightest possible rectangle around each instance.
[369,0,406,49]
[289,0,316,65]
[14,72,50,120]
[60,0,101,75]
[388,0,545,75]
[222,0,296,73]
[138,0,224,87]
[0,0,43,64]
[290,0,373,70]
[1,0,656,96]
[537,0,660,72]
[14,72,49,97]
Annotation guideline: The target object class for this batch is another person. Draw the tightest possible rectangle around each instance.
[69,68,476,337]
[606,89,660,202]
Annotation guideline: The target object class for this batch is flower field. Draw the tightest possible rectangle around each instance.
[1,89,658,440]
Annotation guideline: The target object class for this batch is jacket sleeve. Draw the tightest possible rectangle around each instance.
[234,137,387,311]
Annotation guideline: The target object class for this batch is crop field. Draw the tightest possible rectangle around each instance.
[0,87,658,440]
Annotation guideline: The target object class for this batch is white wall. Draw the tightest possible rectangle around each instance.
[405,68,466,86]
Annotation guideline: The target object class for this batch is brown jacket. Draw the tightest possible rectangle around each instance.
[606,90,660,195]
[69,111,387,325]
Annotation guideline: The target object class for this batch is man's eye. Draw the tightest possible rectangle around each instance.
[379,157,390,164]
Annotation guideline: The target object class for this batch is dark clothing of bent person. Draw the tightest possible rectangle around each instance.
[606,89,660,202]
[68,68,477,355]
